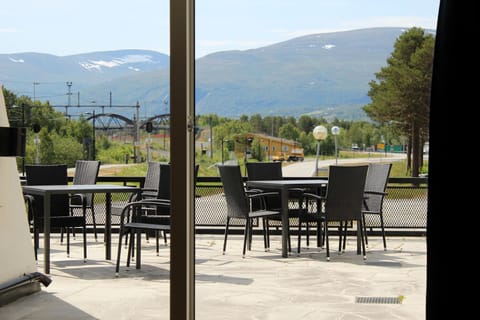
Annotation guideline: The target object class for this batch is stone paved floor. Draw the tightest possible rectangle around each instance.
[0,233,426,320]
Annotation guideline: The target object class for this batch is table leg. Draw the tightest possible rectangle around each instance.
[105,193,111,260]
[43,193,51,274]
[280,187,289,258]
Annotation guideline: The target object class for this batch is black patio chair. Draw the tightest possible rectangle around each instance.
[246,161,304,252]
[218,164,282,257]
[298,165,368,260]
[24,164,87,261]
[69,160,101,240]
[362,162,392,250]
[137,162,199,247]
[115,199,171,276]
[140,162,171,247]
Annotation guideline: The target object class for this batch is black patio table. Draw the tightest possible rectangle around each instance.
[22,184,139,273]
[246,179,328,258]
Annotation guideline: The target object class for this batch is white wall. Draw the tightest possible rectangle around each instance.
[0,85,37,286]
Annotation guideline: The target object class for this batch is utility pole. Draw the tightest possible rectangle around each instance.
[33,82,39,102]
[209,116,213,158]
[66,81,72,117]
[133,101,140,163]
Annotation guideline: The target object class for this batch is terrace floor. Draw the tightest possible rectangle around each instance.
[0,232,426,320]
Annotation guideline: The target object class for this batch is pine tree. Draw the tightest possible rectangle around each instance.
[364,27,434,176]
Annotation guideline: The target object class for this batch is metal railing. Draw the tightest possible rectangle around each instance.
[79,176,427,236]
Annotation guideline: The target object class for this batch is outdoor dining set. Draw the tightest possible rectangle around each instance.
[21,160,391,276]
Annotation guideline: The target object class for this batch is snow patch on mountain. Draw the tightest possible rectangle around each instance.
[78,54,155,72]
[9,57,25,63]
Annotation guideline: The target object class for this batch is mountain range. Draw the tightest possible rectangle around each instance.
[0,27,434,120]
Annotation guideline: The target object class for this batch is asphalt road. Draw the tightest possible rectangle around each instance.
[281,152,407,177]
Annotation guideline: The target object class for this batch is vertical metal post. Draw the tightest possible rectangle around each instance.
[315,141,320,176]
[209,116,213,158]
[170,0,195,318]
[34,134,40,164]
[92,110,96,160]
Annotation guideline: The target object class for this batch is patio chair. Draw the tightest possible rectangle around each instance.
[298,165,368,260]
[362,162,392,250]
[115,199,170,276]
[246,162,304,251]
[140,162,171,247]
[24,164,87,261]
[136,162,199,247]
[69,160,101,240]
[218,164,282,257]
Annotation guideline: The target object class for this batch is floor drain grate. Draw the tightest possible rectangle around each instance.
[355,296,401,304]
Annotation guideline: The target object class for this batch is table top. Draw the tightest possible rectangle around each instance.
[22,184,139,195]
[247,179,328,189]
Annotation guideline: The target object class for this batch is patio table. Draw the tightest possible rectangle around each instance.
[22,184,139,273]
[246,179,328,257]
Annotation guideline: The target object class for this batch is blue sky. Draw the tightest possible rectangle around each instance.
[1,0,439,58]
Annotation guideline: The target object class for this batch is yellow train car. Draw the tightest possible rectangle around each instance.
[234,133,304,162]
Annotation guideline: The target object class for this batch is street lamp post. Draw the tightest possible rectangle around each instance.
[145,121,153,162]
[313,125,328,176]
[331,126,340,164]
[33,123,41,164]
[92,111,96,160]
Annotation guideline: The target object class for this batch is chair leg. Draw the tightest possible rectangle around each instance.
[91,206,98,241]
[222,217,230,254]
[325,223,330,261]
[358,218,367,260]
[248,220,254,251]
[127,230,135,267]
[115,228,125,276]
[265,221,271,249]
[163,231,168,245]
[362,213,369,247]
[287,228,292,253]
[297,220,302,254]
[316,222,322,248]
[242,219,250,258]
[33,226,39,261]
[305,220,310,249]
[323,222,327,247]
[66,227,71,257]
[338,223,343,253]
[262,218,268,252]
[379,213,387,250]
[83,225,87,262]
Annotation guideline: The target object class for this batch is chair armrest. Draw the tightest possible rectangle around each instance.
[247,191,279,199]
[245,188,264,195]
[24,194,35,204]
[364,190,388,196]
[70,193,86,206]
[302,192,326,201]
[118,199,171,223]
[23,194,36,221]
